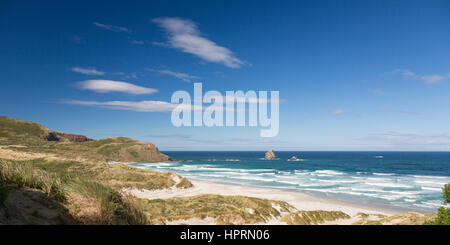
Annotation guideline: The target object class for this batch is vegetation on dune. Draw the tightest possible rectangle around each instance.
[67,180,148,225]
[139,194,295,225]
[443,184,450,204]
[281,210,350,225]
[27,158,189,190]
[175,177,194,189]
[0,160,65,202]
[0,159,150,225]
[353,212,435,225]
[424,183,450,225]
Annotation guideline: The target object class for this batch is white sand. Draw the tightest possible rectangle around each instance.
[125,178,402,218]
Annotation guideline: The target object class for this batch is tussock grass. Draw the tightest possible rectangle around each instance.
[281,210,350,225]
[139,194,295,225]
[353,212,436,225]
[67,180,148,225]
[0,159,149,225]
[0,159,65,202]
[175,177,193,189]
[28,158,189,190]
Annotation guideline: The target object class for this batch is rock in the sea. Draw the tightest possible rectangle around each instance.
[288,156,299,161]
[264,150,277,160]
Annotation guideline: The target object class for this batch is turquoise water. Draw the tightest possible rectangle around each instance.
[129,151,450,212]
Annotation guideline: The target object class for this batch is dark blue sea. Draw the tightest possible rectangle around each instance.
[130,151,450,212]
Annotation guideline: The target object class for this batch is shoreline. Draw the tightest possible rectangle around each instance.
[126,177,409,217]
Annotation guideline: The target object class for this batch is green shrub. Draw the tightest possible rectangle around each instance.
[424,183,450,225]
[443,184,450,204]
[424,207,450,225]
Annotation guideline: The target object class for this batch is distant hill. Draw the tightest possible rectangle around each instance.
[0,116,170,163]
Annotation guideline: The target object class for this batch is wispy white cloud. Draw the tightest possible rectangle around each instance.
[377,109,419,115]
[93,22,129,32]
[71,67,106,76]
[75,80,157,95]
[65,98,237,112]
[420,75,443,84]
[361,132,450,148]
[209,95,281,104]
[65,100,178,112]
[148,68,199,83]
[394,69,445,84]
[332,109,344,115]
[152,17,245,68]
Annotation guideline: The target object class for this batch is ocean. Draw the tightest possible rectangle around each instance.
[129,151,450,212]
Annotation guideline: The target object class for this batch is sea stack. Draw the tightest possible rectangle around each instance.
[288,156,299,161]
[264,150,277,160]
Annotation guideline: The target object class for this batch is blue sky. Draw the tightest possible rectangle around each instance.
[1,0,450,151]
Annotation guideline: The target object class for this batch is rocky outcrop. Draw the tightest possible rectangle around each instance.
[264,150,277,160]
[45,132,93,143]
[114,143,170,163]
[288,156,299,161]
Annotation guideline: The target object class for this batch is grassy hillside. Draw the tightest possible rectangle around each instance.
[0,116,169,163]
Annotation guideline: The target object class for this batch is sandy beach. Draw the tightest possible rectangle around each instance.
[124,178,408,224]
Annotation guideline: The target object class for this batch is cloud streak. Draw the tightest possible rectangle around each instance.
[152,17,245,68]
[71,67,105,75]
[394,69,445,84]
[377,109,419,115]
[65,100,178,112]
[148,68,199,83]
[76,80,157,95]
[93,22,129,32]
[65,98,238,113]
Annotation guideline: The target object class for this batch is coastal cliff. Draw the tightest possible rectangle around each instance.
[0,116,169,163]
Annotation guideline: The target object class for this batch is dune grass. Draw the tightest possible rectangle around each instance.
[26,158,189,190]
[0,159,150,225]
[0,159,65,202]
[67,180,148,225]
[281,210,351,225]
[139,194,295,225]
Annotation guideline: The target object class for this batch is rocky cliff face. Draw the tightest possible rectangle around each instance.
[264,150,277,160]
[45,132,93,143]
